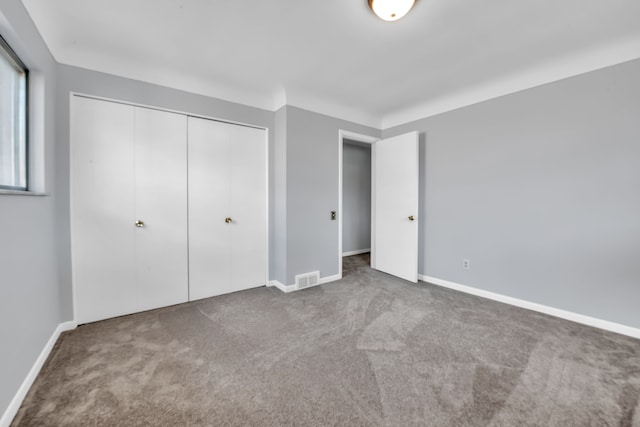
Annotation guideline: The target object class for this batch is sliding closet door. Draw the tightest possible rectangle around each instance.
[72,97,137,323]
[188,117,267,301]
[230,125,267,290]
[134,107,189,311]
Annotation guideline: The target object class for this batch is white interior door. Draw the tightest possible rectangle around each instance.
[372,131,419,282]
[134,107,189,311]
[72,97,137,323]
[230,125,267,290]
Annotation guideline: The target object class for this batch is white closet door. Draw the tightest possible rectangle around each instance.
[72,97,137,324]
[230,125,267,290]
[188,117,233,300]
[134,107,189,311]
[188,117,267,300]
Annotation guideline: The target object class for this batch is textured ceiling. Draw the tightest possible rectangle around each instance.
[21,0,640,127]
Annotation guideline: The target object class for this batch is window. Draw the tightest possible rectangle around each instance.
[0,35,28,191]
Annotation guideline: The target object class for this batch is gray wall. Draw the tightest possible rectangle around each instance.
[384,58,640,329]
[55,64,276,319]
[273,106,287,284]
[0,0,62,417]
[342,142,371,254]
[285,106,380,284]
[2,1,639,417]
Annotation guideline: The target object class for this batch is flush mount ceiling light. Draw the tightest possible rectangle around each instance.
[368,0,416,21]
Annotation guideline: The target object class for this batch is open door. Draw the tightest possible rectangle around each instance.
[372,131,419,282]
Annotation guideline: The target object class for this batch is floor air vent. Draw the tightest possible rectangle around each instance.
[295,271,320,290]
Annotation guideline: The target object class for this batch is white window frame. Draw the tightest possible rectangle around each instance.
[0,34,29,192]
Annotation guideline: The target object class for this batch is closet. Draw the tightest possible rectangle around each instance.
[71,96,267,324]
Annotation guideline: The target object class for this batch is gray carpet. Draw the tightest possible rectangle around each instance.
[12,254,640,426]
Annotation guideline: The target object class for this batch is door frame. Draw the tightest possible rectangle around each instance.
[338,130,380,277]
[70,92,270,324]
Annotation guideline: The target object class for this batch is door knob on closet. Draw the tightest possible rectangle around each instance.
[408,215,415,221]
[135,220,145,228]
[225,217,232,224]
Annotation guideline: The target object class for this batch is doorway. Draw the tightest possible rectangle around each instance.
[338,131,378,277]
[338,130,419,282]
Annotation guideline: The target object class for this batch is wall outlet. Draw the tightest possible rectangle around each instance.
[463,259,470,270]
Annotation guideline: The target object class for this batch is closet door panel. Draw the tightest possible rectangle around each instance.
[231,126,267,289]
[72,97,137,324]
[134,107,189,311]
[188,117,232,300]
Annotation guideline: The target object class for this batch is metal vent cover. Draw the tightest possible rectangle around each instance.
[295,271,320,290]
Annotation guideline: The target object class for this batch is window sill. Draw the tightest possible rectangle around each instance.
[0,189,50,197]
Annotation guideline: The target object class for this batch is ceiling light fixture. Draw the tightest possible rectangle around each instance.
[368,0,416,22]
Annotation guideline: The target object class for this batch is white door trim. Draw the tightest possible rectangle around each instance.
[264,127,270,293]
[70,94,79,325]
[338,130,380,278]
[70,92,266,131]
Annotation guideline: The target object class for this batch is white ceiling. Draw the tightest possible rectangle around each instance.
[21,0,640,128]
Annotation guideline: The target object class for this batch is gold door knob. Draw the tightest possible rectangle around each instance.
[408,215,415,221]
[225,217,232,224]
[135,220,145,228]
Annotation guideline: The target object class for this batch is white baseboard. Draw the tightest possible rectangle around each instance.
[269,273,342,294]
[1,320,77,427]
[319,273,342,285]
[419,275,640,340]
[268,280,296,293]
[342,249,370,257]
